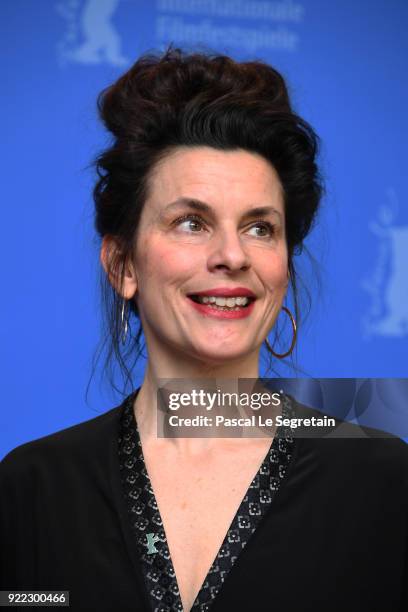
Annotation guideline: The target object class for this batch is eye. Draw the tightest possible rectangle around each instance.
[173,214,206,233]
[247,221,276,238]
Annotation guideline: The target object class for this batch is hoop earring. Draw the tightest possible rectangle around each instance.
[265,306,297,359]
[120,298,129,345]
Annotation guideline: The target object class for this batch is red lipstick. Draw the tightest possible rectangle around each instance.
[186,287,257,320]
[188,287,256,298]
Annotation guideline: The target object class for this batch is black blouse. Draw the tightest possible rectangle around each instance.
[118,389,294,611]
[1,390,408,612]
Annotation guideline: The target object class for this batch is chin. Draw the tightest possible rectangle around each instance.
[192,345,253,365]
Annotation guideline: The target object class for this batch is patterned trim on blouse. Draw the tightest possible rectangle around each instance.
[118,390,295,612]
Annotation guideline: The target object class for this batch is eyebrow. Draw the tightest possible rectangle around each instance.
[163,197,282,221]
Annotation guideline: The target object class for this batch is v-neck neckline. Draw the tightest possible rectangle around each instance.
[118,387,295,612]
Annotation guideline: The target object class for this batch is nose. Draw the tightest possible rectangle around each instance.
[207,226,251,273]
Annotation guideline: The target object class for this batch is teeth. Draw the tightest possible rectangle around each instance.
[195,296,250,307]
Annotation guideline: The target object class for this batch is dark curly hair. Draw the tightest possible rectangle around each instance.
[90,46,324,396]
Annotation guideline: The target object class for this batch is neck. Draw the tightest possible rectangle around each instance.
[133,342,265,453]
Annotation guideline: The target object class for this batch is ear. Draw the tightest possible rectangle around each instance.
[100,236,138,299]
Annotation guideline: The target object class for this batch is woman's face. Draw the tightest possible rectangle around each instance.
[129,146,288,364]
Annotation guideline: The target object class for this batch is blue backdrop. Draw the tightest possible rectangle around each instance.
[1,0,407,457]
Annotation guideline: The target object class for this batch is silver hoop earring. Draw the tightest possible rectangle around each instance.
[265,306,297,359]
[120,298,129,345]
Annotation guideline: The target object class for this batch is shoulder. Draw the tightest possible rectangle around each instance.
[0,400,125,485]
[289,396,408,492]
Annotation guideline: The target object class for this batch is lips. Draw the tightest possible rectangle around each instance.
[187,287,256,298]
[186,287,257,320]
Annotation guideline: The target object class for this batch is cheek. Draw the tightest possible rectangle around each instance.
[255,252,288,290]
[139,238,199,284]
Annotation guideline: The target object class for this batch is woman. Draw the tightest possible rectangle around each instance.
[1,48,407,612]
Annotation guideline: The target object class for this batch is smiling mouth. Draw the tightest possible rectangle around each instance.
[187,295,256,311]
